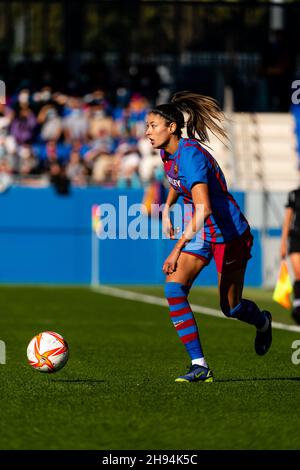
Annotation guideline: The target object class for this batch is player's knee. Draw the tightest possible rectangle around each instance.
[165,282,182,299]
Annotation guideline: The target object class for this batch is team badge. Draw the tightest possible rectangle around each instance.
[174,163,178,175]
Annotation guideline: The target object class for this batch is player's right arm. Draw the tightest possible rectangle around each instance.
[162,187,179,239]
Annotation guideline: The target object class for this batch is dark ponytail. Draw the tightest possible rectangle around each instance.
[171,91,228,144]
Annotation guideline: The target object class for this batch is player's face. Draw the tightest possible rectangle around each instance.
[145,113,174,149]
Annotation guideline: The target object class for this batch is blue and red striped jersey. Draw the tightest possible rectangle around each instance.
[161,138,249,243]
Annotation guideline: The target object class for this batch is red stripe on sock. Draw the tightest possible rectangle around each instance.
[181,332,199,344]
[176,318,196,331]
[170,306,191,317]
[167,296,186,306]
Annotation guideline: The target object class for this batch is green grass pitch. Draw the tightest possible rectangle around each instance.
[0,285,299,450]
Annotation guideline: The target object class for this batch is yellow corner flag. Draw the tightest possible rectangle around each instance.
[273,260,293,309]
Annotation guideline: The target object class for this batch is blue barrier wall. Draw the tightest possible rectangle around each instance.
[0,187,262,286]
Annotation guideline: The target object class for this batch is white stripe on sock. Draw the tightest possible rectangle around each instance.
[192,358,208,368]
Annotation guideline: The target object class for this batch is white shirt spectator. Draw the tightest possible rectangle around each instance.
[40,108,62,141]
[63,109,88,142]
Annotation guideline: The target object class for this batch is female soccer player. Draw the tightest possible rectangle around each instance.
[280,188,300,325]
[145,91,272,383]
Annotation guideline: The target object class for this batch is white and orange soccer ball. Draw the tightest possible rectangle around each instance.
[27,331,69,373]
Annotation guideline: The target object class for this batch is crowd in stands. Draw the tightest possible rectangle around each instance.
[0,87,164,194]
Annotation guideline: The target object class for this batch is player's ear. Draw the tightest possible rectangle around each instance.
[169,122,177,134]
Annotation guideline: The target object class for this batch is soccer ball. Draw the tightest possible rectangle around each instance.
[27,331,69,373]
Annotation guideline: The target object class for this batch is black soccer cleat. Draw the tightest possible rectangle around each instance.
[255,311,272,356]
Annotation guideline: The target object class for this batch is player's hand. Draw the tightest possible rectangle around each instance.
[163,248,180,274]
[280,241,287,259]
[162,215,175,239]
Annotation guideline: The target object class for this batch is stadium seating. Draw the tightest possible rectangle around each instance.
[209,113,299,191]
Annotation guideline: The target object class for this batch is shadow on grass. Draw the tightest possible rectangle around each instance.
[216,377,300,383]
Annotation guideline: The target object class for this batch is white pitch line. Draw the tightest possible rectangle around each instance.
[91,285,300,333]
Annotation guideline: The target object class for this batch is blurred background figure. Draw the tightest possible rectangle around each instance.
[49,162,70,195]
[0,159,13,193]
[90,145,116,186]
[10,103,36,146]
[63,97,88,143]
[37,104,63,142]
[280,187,300,324]
[138,136,162,184]
[88,98,115,141]
[0,103,13,136]
[66,150,89,187]
[114,142,141,188]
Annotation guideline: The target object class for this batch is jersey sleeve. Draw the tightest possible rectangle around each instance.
[181,146,208,191]
[285,190,296,209]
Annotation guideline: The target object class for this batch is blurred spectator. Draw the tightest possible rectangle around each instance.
[91,147,116,185]
[36,140,61,173]
[0,104,13,136]
[63,97,88,142]
[88,100,115,139]
[37,104,62,142]
[49,162,71,195]
[0,85,159,189]
[127,94,149,139]
[0,160,13,193]
[52,92,69,114]
[18,145,39,176]
[16,88,31,107]
[0,135,18,170]
[66,150,89,186]
[138,137,162,183]
[115,142,142,188]
[10,105,36,145]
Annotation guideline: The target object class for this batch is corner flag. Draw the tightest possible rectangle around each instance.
[273,260,292,309]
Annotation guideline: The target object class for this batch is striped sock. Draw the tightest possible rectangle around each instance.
[165,282,204,361]
[230,299,267,330]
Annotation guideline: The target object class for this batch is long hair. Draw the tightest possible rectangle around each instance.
[171,91,228,145]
